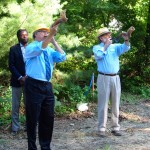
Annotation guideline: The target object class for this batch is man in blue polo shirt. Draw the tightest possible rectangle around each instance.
[24,24,66,150]
[93,27,130,137]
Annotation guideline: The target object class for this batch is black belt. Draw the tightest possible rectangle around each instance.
[98,72,118,76]
[26,76,50,84]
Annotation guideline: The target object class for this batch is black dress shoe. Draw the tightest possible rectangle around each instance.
[11,131,18,136]
[111,130,122,136]
[99,131,107,137]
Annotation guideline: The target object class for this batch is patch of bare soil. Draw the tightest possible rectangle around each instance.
[0,99,150,150]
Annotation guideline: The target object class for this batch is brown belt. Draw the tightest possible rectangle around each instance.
[98,72,118,76]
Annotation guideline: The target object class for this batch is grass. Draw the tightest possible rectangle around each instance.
[120,92,146,104]
[97,145,111,150]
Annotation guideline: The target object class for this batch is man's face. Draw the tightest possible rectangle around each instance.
[19,31,28,44]
[99,33,111,43]
[35,30,49,41]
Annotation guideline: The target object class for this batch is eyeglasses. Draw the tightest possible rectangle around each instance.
[37,30,49,34]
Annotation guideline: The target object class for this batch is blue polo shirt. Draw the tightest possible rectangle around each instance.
[93,42,130,74]
[24,41,66,81]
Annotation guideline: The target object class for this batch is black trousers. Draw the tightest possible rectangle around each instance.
[25,77,54,150]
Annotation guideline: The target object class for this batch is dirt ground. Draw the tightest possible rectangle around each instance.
[0,99,150,150]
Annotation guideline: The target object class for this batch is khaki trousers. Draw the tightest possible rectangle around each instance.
[97,74,121,132]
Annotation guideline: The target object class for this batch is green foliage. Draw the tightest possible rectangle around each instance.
[53,74,97,116]
[0,0,149,89]
[0,0,63,69]
[59,0,150,89]
[97,144,111,150]
[0,85,11,125]
[57,46,96,72]
[53,63,98,114]
[0,85,26,126]
[0,0,149,120]
[0,70,10,85]
[19,114,26,124]
[54,83,87,102]
[120,91,148,104]
[122,83,150,98]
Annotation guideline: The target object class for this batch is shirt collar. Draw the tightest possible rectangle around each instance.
[20,43,28,47]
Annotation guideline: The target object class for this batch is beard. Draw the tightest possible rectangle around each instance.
[20,39,28,45]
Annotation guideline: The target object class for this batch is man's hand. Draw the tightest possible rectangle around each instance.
[60,10,68,22]
[121,26,135,41]
[51,10,68,27]
[19,76,26,86]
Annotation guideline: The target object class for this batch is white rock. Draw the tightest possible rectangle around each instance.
[76,103,88,111]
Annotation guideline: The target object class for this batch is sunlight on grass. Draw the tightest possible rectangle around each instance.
[121,92,145,104]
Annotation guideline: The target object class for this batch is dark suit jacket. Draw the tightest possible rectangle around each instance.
[9,43,25,87]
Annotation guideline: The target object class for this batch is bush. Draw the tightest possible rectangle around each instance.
[53,81,97,116]
[0,86,11,125]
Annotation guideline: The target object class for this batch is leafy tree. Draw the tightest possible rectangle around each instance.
[0,0,149,122]
[60,0,150,87]
[0,0,149,90]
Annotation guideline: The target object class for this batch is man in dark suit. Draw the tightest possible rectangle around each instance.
[8,29,28,135]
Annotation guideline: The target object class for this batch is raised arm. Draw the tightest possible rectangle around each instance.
[42,10,68,49]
